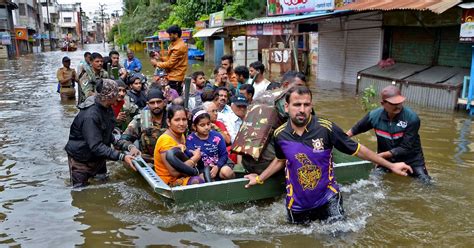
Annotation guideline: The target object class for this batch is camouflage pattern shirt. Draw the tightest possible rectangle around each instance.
[77,68,109,104]
[118,110,168,162]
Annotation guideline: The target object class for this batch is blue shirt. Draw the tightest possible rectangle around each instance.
[123,58,142,72]
[186,131,228,168]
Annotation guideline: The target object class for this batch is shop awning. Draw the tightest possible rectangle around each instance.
[193,27,223,38]
[237,10,349,25]
[336,0,462,14]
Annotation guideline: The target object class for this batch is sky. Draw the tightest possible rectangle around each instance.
[57,0,123,16]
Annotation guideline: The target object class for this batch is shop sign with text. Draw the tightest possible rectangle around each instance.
[267,0,334,16]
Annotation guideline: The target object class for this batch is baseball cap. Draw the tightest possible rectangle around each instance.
[381,85,405,104]
[231,94,248,106]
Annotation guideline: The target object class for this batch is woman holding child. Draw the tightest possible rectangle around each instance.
[153,104,235,186]
[153,105,203,186]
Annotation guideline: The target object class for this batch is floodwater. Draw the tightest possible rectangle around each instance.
[0,44,473,247]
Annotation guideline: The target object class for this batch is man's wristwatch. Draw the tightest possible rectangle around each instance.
[255,175,264,185]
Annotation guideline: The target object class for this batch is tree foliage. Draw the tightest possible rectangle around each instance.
[115,0,267,45]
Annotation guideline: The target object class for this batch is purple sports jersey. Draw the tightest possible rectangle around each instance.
[273,115,359,212]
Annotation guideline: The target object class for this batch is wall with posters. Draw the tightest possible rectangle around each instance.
[309,32,318,76]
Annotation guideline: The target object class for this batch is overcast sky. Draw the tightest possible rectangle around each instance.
[57,0,123,15]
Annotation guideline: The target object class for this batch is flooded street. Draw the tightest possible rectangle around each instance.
[1,44,473,247]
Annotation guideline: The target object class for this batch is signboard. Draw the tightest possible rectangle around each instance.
[0,32,11,45]
[209,11,224,28]
[159,30,192,41]
[246,23,294,36]
[15,27,28,41]
[195,21,206,31]
[267,0,334,16]
[460,9,474,43]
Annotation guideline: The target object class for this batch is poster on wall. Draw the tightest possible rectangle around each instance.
[460,9,474,42]
[309,32,319,75]
[0,32,11,45]
[15,28,28,41]
[267,0,334,16]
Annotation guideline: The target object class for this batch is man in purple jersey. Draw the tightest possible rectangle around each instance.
[245,86,413,224]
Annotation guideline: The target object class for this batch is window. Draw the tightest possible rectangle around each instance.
[19,3,26,16]
[64,17,72,23]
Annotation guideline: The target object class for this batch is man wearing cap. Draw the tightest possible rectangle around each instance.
[220,94,248,143]
[65,79,136,187]
[154,25,188,95]
[346,85,430,182]
[112,79,139,131]
[117,89,168,163]
[57,56,77,100]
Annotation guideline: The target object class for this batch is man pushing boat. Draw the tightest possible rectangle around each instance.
[245,86,412,224]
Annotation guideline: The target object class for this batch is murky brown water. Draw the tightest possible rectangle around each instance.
[1,44,473,246]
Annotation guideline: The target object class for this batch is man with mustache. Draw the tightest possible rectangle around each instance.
[346,85,430,183]
[111,79,139,131]
[245,86,413,224]
[117,89,168,163]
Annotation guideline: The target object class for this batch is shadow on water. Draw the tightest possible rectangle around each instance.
[0,44,473,246]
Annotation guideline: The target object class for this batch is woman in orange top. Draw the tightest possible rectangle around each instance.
[154,105,202,186]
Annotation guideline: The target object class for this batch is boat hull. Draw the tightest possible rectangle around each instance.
[133,149,374,205]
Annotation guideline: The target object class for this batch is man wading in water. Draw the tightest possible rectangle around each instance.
[245,86,412,224]
[347,85,431,183]
[65,79,135,187]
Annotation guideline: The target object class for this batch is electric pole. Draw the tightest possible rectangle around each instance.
[98,3,106,50]
[79,7,84,47]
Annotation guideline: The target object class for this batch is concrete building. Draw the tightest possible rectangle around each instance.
[40,0,60,50]
[56,2,80,41]
[0,0,18,58]
[12,0,45,54]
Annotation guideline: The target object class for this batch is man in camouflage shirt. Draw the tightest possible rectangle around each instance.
[77,52,109,104]
[117,89,168,163]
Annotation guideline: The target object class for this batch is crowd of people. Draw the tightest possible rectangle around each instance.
[61,25,429,225]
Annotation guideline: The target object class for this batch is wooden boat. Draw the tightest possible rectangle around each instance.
[133,149,374,205]
[61,45,77,52]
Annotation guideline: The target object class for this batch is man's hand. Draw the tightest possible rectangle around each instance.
[117,112,127,122]
[128,146,141,157]
[124,155,136,171]
[210,165,219,178]
[389,162,413,176]
[244,173,258,188]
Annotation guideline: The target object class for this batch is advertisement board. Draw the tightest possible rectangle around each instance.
[267,0,334,16]
[460,9,474,43]
[0,32,11,45]
[15,28,28,41]
[209,11,224,28]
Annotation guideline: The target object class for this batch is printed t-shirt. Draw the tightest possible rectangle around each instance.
[186,131,228,167]
[274,115,360,212]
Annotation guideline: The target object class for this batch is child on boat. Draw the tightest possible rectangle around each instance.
[153,105,203,186]
[186,109,235,180]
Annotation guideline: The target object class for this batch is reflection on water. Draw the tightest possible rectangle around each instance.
[0,44,473,246]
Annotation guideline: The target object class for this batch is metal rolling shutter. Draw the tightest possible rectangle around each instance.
[318,19,345,83]
[344,15,383,84]
[318,12,383,85]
